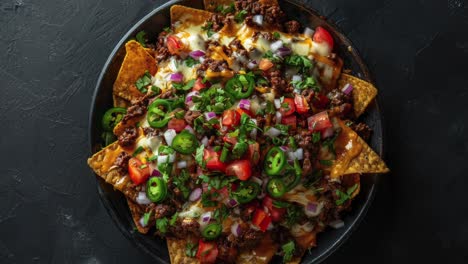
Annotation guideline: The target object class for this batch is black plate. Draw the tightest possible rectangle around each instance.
[88,0,384,263]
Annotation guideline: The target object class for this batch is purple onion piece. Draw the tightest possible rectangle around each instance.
[204,111,216,120]
[189,50,205,59]
[341,83,353,95]
[227,198,238,208]
[238,99,251,110]
[170,72,183,83]
[306,202,318,213]
[189,188,202,202]
[247,60,258,70]
[276,47,292,57]
[151,169,162,177]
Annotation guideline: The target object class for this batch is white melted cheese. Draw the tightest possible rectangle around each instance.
[290,222,315,237]
[311,41,331,57]
[179,202,204,219]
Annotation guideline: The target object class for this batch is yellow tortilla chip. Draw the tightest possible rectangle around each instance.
[113,94,130,108]
[87,142,139,200]
[338,73,378,117]
[237,233,278,264]
[331,119,389,179]
[170,5,213,26]
[127,198,150,234]
[113,40,157,102]
[167,238,200,264]
[203,0,233,11]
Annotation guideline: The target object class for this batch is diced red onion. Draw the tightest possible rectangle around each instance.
[341,83,354,95]
[274,99,281,109]
[238,99,251,110]
[322,127,334,139]
[157,155,169,164]
[201,211,212,223]
[189,50,205,59]
[177,160,187,169]
[294,148,304,160]
[275,111,282,124]
[151,169,161,177]
[329,219,345,229]
[184,125,195,134]
[164,129,177,146]
[252,14,263,25]
[189,188,202,202]
[204,112,216,121]
[304,27,315,38]
[265,127,281,137]
[201,136,209,146]
[170,72,183,83]
[276,47,291,57]
[231,222,241,237]
[247,60,257,69]
[270,40,283,52]
[279,146,289,152]
[185,91,200,108]
[136,192,151,205]
[226,198,239,208]
[292,75,302,83]
[306,202,318,213]
[251,176,263,186]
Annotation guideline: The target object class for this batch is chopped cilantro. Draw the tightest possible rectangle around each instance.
[173,170,190,199]
[322,131,339,156]
[235,10,248,23]
[285,54,313,73]
[263,50,282,63]
[319,160,333,166]
[282,241,295,262]
[185,56,200,67]
[232,141,248,158]
[195,145,206,168]
[201,192,217,207]
[288,136,297,150]
[135,71,152,93]
[132,146,144,157]
[273,32,281,39]
[266,101,276,114]
[148,155,158,162]
[140,164,147,169]
[159,145,175,155]
[312,132,321,143]
[273,200,291,208]
[135,30,147,47]
[156,218,169,233]
[142,212,151,226]
[173,79,196,91]
[185,242,198,257]
[163,27,172,33]
[169,212,179,226]
[202,22,215,37]
[213,205,229,222]
[345,120,354,127]
[292,76,320,91]
[151,85,160,94]
[335,184,359,206]
[274,124,290,135]
[285,205,303,226]
[304,169,323,188]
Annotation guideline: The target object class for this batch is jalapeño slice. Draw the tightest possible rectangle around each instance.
[171,131,199,154]
[102,107,127,131]
[146,177,168,203]
[202,223,222,240]
[147,99,172,128]
[225,74,255,99]
[267,178,287,198]
[283,159,303,191]
[264,147,287,176]
[232,181,260,204]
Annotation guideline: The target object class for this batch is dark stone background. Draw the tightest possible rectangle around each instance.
[0,0,463,263]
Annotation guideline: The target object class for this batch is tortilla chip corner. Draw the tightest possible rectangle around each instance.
[338,73,378,117]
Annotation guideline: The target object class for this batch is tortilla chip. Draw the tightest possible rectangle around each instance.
[331,120,389,179]
[203,0,233,11]
[338,73,378,117]
[127,198,150,234]
[113,40,156,102]
[87,142,139,201]
[113,94,131,108]
[170,5,213,26]
[167,238,200,264]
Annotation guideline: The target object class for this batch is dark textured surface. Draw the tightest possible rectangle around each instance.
[0,0,463,263]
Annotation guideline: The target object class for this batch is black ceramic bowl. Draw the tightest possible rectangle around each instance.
[88,0,384,263]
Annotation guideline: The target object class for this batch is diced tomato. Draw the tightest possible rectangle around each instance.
[128,157,150,185]
[222,109,241,127]
[313,26,334,50]
[259,59,274,71]
[294,94,310,114]
[313,93,330,109]
[196,240,218,263]
[223,135,238,146]
[245,142,260,165]
[167,119,187,132]
[252,208,272,232]
[262,196,286,222]
[225,160,252,181]
[203,149,227,172]
[193,77,208,91]
[236,107,254,118]
[279,98,296,116]
[166,35,184,55]
[281,115,297,130]
[307,111,332,132]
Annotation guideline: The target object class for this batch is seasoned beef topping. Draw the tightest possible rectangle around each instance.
[113,151,130,171]
[122,99,147,124]
[154,204,175,219]
[351,122,372,141]
[284,20,301,34]
[184,110,202,125]
[118,127,138,147]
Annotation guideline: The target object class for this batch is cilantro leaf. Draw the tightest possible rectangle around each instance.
[185,56,200,67]
[319,160,333,166]
[347,183,358,196]
[292,76,320,91]
[235,10,248,23]
[169,212,179,226]
[142,212,151,226]
[135,71,152,93]
[173,79,196,91]
[156,218,169,233]
[195,145,205,168]
[273,32,281,39]
[312,132,321,143]
[282,241,295,262]
[136,30,147,47]
[202,22,215,37]
[132,146,144,157]
[285,54,313,73]
[263,50,282,63]
[163,27,172,33]
[185,242,198,257]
